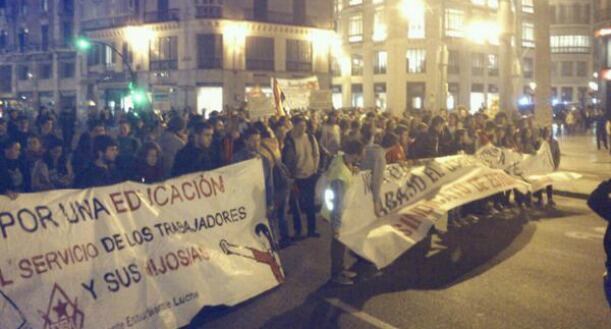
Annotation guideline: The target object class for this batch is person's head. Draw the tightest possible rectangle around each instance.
[242,127,262,152]
[381,132,399,150]
[167,116,186,134]
[91,121,106,138]
[40,116,54,134]
[17,115,29,132]
[93,135,119,164]
[138,142,161,167]
[540,126,551,140]
[2,140,21,160]
[210,117,225,135]
[395,126,410,145]
[26,135,42,154]
[430,115,445,134]
[46,138,64,161]
[118,120,131,137]
[0,118,6,135]
[193,122,214,149]
[327,112,338,125]
[448,113,459,126]
[342,139,364,166]
[455,129,468,143]
[292,116,307,137]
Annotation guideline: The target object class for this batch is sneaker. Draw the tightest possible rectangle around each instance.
[331,274,354,285]
[341,270,358,279]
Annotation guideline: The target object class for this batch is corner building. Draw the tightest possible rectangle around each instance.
[331,0,539,115]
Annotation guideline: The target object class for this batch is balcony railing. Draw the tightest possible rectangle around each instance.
[81,15,141,31]
[150,60,178,71]
[198,57,223,69]
[195,6,223,19]
[246,59,274,71]
[286,61,312,73]
[144,9,180,23]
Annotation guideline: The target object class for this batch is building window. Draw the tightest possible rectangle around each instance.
[0,31,6,50]
[60,62,75,79]
[348,14,363,43]
[18,65,29,80]
[522,22,534,48]
[487,54,498,76]
[522,0,534,13]
[406,49,426,73]
[406,82,425,111]
[0,66,11,93]
[445,9,464,38]
[448,50,459,74]
[471,53,485,76]
[351,84,363,107]
[372,7,387,42]
[195,0,223,18]
[550,35,590,53]
[18,29,28,52]
[349,0,363,6]
[41,25,49,51]
[561,61,573,77]
[150,36,178,70]
[197,34,223,69]
[576,61,587,77]
[122,42,134,64]
[104,43,117,68]
[62,21,73,47]
[471,0,486,6]
[20,1,28,15]
[38,63,52,80]
[41,0,49,12]
[374,83,387,109]
[351,55,363,76]
[286,39,312,72]
[487,0,498,9]
[561,87,573,101]
[332,85,342,108]
[374,51,387,74]
[87,44,102,66]
[523,57,533,79]
[407,8,425,39]
[246,36,274,71]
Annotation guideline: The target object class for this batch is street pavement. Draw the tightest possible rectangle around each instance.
[185,134,610,329]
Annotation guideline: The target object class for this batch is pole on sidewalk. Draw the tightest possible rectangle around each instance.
[498,0,516,115]
[534,0,553,127]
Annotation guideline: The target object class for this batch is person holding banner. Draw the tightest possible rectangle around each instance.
[321,139,364,285]
[75,135,122,188]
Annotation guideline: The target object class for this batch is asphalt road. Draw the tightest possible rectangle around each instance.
[187,196,610,329]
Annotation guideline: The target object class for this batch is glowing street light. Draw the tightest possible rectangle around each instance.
[124,26,155,54]
[465,20,500,45]
[75,36,92,51]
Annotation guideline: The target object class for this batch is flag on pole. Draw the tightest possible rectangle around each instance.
[272,77,286,116]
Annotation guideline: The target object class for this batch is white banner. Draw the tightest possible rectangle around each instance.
[308,90,333,110]
[273,76,319,110]
[246,94,275,120]
[0,159,283,329]
[336,143,580,269]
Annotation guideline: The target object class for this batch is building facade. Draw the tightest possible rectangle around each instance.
[594,0,611,115]
[331,0,541,115]
[549,0,594,107]
[0,0,79,114]
[1,0,334,119]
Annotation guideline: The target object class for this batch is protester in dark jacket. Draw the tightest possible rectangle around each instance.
[75,135,122,188]
[587,179,611,308]
[0,139,30,198]
[172,122,217,177]
[72,121,106,176]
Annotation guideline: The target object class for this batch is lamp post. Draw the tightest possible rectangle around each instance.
[74,36,148,108]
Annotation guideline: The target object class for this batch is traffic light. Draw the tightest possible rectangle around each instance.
[74,36,92,51]
[128,83,149,106]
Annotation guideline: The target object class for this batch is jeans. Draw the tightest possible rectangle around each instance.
[331,236,347,277]
[293,175,318,235]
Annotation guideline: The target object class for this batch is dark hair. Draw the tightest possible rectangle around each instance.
[343,139,364,156]
[1,139,19,150]
[92,135,117,156]
[430,115,445,129]
[252,122,271,138]
[381,132,399,148]
[167,116,186,133]
[137,142,161,163]
[242,126,262,140]
[43,140,68,175]
[292,115,305,125]
[118,119,131,126]
[193,122,213,135]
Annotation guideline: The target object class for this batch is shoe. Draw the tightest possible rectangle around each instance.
[341,270,358,279]
[278,239,292,249]
[307,232,321,238]
[291,234,305,241]
[331,274,354,285]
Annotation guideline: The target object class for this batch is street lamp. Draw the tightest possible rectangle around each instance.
[74,35,149,108]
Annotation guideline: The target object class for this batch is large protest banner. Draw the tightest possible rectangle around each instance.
[0,159,283,329]
[334,142,579,269]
